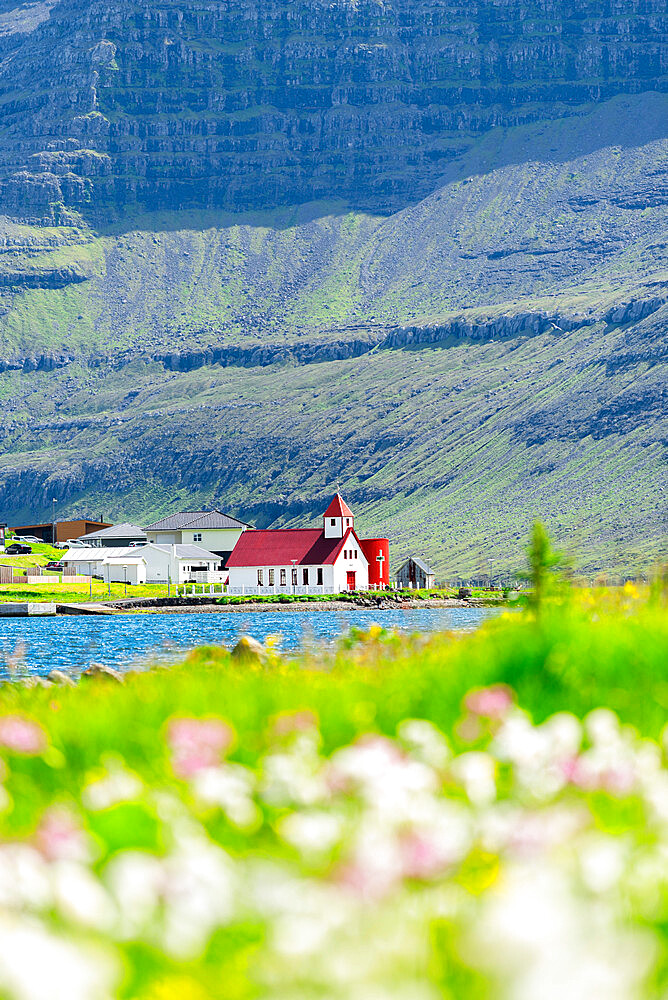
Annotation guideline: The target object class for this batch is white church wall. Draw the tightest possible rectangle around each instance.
[331,539,369,592]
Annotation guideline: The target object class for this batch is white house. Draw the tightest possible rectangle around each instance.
[143,510,251,567]
[138,544,221,585]
[226,494,388,595]
[61,544,221,586]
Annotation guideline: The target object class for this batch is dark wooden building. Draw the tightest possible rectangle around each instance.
[11,519,111,545]
[395,556,436,590]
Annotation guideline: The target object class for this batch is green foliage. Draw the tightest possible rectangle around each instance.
[0,591,664,998]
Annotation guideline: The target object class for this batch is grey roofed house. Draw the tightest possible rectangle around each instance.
[143,510,250,531]
[76,522,147,547]
[395,556,437,589]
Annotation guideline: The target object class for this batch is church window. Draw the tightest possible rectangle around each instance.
[303,568,309,585]
[317,568,323,586]
[292,568,298,585]
[280,569,287,586]
[257,569,263,586]
[269,569,275,586]
[330,519,336,526]
[346,518,350,526]
[343,549,347,559]
[354,550,358,558]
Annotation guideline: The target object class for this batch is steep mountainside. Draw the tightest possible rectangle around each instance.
[0,0,665,574]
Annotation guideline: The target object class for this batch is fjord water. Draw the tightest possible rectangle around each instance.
[0,607,491,678]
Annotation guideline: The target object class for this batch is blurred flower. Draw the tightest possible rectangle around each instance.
[82,763,143,811]
[272,709,319,739]
[0,912,119,1000]
[452,752,496,806]
[167,717,234,778]
[35,808,89,864]
[278,810,343,859]
[192,763,261,829]
[0,716,46,756]
[465,685,514,720]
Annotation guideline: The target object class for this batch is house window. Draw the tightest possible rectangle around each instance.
[269,569,275,586]
[303,568,309,585]
[257,569,263,586]
[317,568,323,586]
[193,532,202,542]
[346,518,350,526]
[280,568,286,586]
[292,568,298,586]
[330,519,336,526]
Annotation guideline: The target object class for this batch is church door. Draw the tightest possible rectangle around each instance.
[347,571,356,592]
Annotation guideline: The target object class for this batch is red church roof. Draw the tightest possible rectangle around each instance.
[227,527,363,568]
[323,494,354,518]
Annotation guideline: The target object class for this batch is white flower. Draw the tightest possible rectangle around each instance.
[452,752,496,806]
[0,911,118,1000]
[193,763,261,830]
[0,845,51,912]
[51,862,116,931]
[278,810,344,857]
[82,765,143,811]
[397,719,451,769]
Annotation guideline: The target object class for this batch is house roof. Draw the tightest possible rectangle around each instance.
[62,547,121,562]
[323,494,354,519]
[79,522,147,541]
[227,527,365,568]
[152,544,221,561]
[143,510,250,532]
[397,556,435,576]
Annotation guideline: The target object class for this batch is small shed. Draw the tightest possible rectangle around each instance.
[105,556,147,586]
[395,557,436,590]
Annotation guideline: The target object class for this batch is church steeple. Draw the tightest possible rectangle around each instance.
[323,494,354,539]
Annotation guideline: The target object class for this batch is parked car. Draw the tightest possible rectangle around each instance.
[5,543,32,555]
[13,535,41,544]
[44,561,63,571]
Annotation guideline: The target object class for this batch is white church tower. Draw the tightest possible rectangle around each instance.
[323,494,354,539]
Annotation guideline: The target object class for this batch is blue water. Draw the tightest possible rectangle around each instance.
[0,607,492,678]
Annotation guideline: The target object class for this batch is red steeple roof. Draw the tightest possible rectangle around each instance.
[323,494,354,518]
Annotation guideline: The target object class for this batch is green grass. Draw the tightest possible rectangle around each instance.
[0,580,169,603]
[0,587,665,998]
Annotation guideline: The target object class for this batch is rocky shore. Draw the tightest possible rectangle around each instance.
[105,596,503,614]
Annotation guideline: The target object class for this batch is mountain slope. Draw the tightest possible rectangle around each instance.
[0,1,665,574]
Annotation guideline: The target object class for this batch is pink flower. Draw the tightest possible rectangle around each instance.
[272,709,319,739]
[0,715,47,755]
[399,831,450,879]
[464,685,514,720]
[167,717,234,778]
[35,807,88,862]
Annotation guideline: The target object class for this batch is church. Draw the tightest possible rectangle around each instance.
[226,494,390,594]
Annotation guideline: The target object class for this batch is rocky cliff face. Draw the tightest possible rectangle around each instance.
[0,0,665,219]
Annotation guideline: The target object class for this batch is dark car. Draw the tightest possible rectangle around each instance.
[5,543,31,555]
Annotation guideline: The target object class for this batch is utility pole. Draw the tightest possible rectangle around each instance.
[51,497,57,546]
